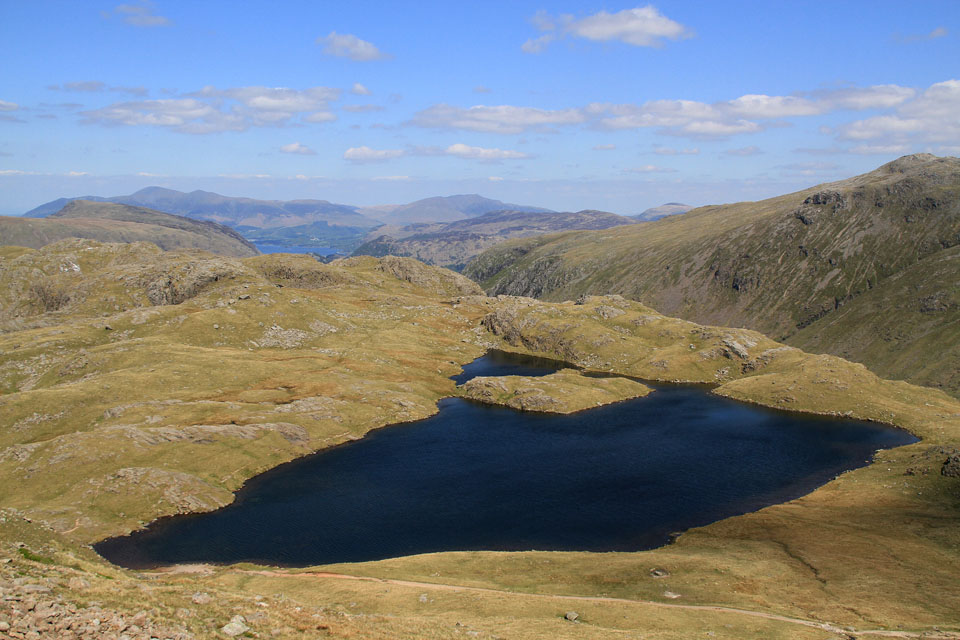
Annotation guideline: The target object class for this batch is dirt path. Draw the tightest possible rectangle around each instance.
[238,569,945,638]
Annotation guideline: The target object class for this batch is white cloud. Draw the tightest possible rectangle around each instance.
[410,103,585,134]
[280,142,317,155]
[317,32,389,61]
[115,1,172,27]
[725,94,820,118]
[443,143,529,160]
[812,85,916,110]
[566,6,691,47]
[653,146,698,155]
[344,146,405,162]
[625,165,677,174]
[525,5,691,52]
[371,175,410,181]
[351,83,372,96]
[723,146,763,156]
[838,80,960,146]
[82,85,341,133]
[0,100,19,111]
[593,144,616,150]
[488,176,504,182]
[521,34,556,54]
[66,171,89,176]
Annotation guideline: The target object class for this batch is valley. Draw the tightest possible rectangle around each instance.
[0,235,958,638]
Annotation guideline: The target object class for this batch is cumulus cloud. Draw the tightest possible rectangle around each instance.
[0,100,19,111]
[523,5,691,53]
[82,85,341,133]
[586,83,923,139]
[837,79,960,146]
[280,142,317,155]
[344,146,405,162]
[317,32,389,61]
[410,103,585,134]
[351,83,372,96]
[115,1,172,27]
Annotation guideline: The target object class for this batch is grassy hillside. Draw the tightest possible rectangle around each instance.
[0,200,260,258]
[353,209,636,270]
[465,154,960,395]
[0,240,958,638]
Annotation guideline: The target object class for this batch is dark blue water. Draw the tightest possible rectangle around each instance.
[95,353,916,569]
[253,243,339,255]
[449,349,573,384]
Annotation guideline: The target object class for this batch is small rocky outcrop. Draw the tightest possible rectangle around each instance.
[373,255,483,296]
[942,452,960,478]
[458,369,650,414]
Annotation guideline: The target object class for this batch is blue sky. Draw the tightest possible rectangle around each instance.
[1,0,958,215]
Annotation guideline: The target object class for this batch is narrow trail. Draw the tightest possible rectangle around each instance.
[236,568,942,638]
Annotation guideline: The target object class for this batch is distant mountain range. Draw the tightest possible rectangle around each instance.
[23,189,561,253]
[1,200,259,257]
[358,195,554,226]
[465,154,960,397]
[24,186,374,230]
[352,209,636,271]
[632,202,693,221]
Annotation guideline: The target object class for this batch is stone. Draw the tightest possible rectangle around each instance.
[221,616,249,636]
[190,592,212,605]
[67,577,89,590]
[943,453,960,478]
[649,568,670,578]
[564,611,579,621]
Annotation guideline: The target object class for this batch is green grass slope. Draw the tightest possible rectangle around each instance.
[465,154,960,395]
[1,240,959,638]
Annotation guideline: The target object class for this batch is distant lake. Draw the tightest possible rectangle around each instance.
[252,243,340,256]
[96,352,916,569]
